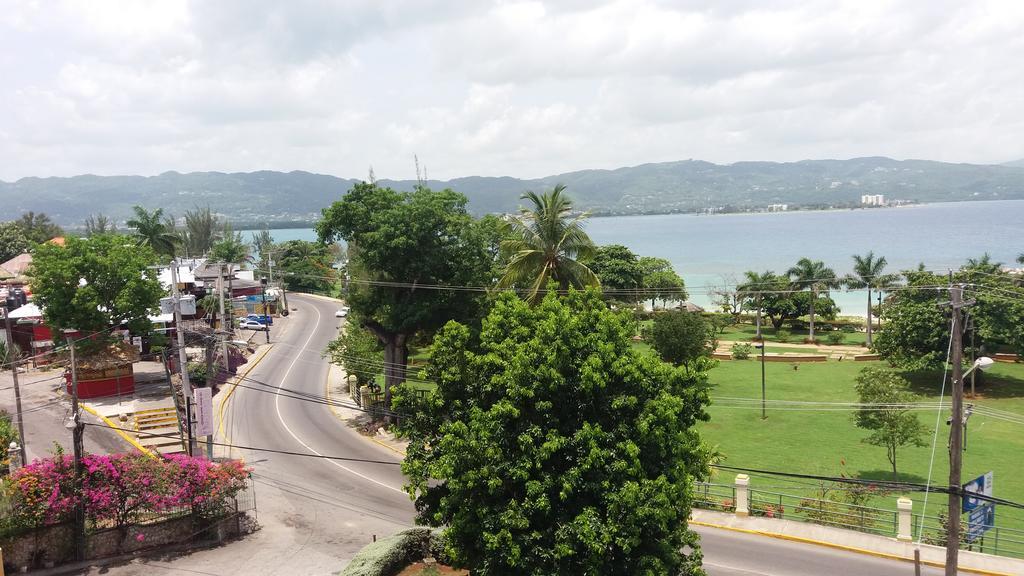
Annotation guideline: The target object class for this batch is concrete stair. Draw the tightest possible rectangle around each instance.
[133,406,185,454]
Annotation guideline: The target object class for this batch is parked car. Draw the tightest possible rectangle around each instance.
[238,319,269,331]
[246,314,273,326]
[335,307,349,318]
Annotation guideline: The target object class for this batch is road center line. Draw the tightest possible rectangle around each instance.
[273,300,406,495]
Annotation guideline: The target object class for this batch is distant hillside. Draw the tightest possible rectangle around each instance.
[3,157,1024,226]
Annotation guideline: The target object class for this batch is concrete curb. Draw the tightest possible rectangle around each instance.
[690,511,1022,576]
[79,403,156,458]
[324,362,408,458]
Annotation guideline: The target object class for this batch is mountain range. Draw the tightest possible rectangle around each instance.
[2,157,1024,227]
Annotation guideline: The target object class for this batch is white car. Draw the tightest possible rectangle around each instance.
[335,307,349,318]
[238,319,269,331]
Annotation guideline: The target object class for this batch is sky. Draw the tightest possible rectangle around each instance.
[2,0,1023,182]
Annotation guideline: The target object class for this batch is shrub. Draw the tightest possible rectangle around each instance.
[731,343,753,360]
[7,453,250,533]
[826,332,845,345]
[840,324,858,333]
[775,329,791,343]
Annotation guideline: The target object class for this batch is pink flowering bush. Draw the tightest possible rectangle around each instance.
[6,453,250,533]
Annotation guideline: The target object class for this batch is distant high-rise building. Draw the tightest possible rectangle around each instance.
[861,194,886,206]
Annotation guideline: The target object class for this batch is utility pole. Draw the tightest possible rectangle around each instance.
[171,263,195,456]
[204,335,215,460]
[261,276,270,343]
[218,264,229,363]
[946,283,968,576]
[67,335,86,561]
[3,306,27,464]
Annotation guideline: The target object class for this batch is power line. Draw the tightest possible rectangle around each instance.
[81,422,402,466]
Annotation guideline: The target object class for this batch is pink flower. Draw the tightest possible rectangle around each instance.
[135,533,145,542]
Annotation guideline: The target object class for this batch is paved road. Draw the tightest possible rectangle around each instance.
[89,293,958,575]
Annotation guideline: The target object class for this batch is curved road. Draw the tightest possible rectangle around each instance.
[98,293,955,575]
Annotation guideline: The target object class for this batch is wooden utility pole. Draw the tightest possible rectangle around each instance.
[946,283,966,575]
[67,337,86,561]
[2,307,26,464]
[218,265,229,364]
[171,263,195,456]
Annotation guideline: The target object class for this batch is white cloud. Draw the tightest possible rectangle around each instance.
[1,0,1023,181]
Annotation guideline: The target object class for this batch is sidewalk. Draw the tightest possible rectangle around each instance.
[325,362,408,456]
[691,509,1024,575]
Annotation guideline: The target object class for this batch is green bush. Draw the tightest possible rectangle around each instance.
[825,332,845,345]
[340,528,446,576]
[731,343,753,360]
[775,329,791,343]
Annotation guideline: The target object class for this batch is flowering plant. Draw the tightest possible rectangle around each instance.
[6,452,250,531]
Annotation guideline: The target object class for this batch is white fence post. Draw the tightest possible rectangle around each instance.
[896,497,913,541]
[735,474,750,517]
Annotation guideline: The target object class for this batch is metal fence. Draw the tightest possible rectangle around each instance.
[693,481,1024,560]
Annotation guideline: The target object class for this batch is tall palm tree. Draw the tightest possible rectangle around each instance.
[738,270,776,340]
[179,206,220,257]
[496,184,599,303]
[126,205,177,258]
[844,252,899,348]
[787,258,839,343]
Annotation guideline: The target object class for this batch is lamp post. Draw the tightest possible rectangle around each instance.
[754,342,766,419]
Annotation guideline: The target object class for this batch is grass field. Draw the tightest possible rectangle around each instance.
[717,323,869,345]
[702,357,1024,533]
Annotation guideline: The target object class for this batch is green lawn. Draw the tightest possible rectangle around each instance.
[702,358,1024,533]
[718,323,869,345]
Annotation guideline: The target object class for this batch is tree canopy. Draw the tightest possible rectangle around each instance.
[875,259,1024,370]
[648,310,715,368]
[29,234,163,336]
[395,289,711,575]
[126,206,177,258]
[273,240,334,293]
[317,183,491,405]
[639,256,687,310]
[496,184,599,303]
[589,244,643,304]
[853,367,927,480]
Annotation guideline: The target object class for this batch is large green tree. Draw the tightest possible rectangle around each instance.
[29,234,163,335]
[317,183,491,406]
[0,222,32,263]
[638,256,686,310]
[209,225,251,265]
[787,258,840,342]
[273,240,335,293]
[589,244,643,305]
[648,310,715,368]
[395,290,712,575]
[873,261,1024,370]
[126,206,177,258]
[844,252,899,348]
[853,367,927,480]
[496,184,599,303]
[737,270,777,340]
[179,206,220,257]
[16,212,64,244]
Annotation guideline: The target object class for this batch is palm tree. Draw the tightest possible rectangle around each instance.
[496,184,599,303]
[844,252,899,348]
[179,206,220,257]
[209,225,252,265]
[738,270,776,340]
[126,206,177,258]
[787,258,839,343]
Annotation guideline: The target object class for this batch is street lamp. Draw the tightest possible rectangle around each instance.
[260,276,270,344]
[754,342,766,419]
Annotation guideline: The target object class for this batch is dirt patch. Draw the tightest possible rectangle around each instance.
[395,562,468,575]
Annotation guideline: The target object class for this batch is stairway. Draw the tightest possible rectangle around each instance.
[133,406,186,454]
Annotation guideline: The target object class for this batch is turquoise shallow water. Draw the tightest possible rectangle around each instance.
[263,199,1024,315]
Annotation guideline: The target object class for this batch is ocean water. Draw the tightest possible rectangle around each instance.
[265,200,1024,315]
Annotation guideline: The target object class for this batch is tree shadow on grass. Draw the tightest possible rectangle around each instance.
[901,368,1024,400]
[857,469,929,485]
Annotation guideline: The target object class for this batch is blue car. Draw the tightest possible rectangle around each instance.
[246,314,273,326]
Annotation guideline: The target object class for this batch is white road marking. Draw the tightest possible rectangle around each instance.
[273,300,406,494]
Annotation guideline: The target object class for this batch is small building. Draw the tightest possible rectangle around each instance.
[860,194,886,206]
